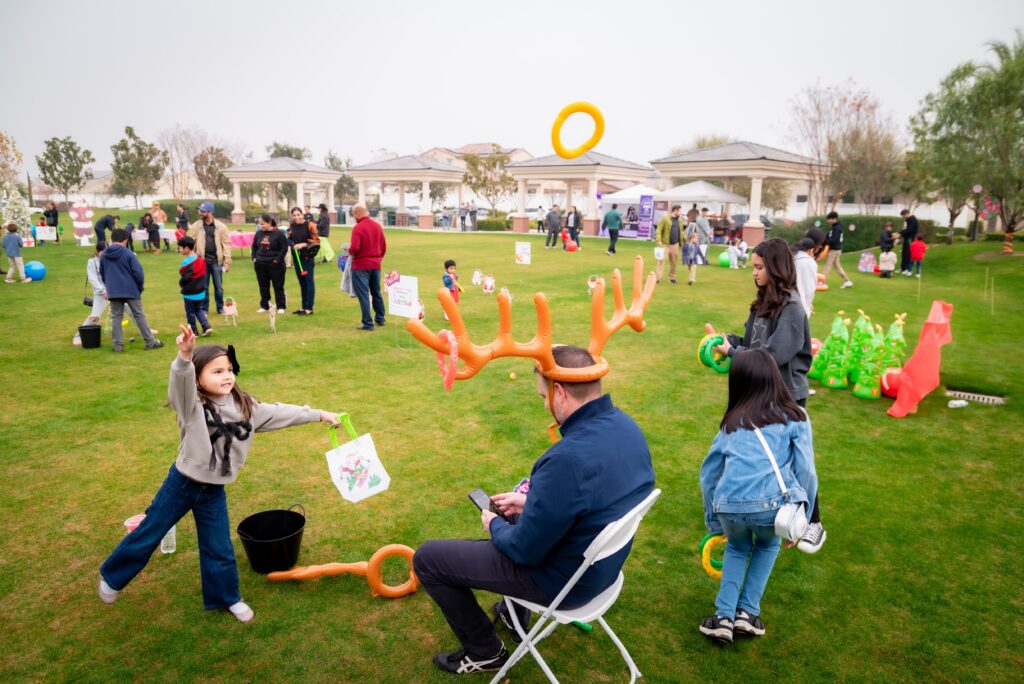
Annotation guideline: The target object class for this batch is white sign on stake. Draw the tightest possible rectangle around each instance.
[515,242,531,265]
[387,275,420,318]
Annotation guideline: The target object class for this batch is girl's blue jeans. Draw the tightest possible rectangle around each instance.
[100,464,241,610]
[714,510,781,619]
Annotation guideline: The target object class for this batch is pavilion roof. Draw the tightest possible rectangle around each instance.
[651,141,816,165]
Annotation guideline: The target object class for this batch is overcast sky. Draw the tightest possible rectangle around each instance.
[2,0,1021,175]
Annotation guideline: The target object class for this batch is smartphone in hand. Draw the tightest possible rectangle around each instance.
[468,488,506,520]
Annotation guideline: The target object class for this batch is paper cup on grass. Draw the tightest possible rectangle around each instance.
[124,514,146,534]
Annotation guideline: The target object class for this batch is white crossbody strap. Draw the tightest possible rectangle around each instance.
[753,427,789,495]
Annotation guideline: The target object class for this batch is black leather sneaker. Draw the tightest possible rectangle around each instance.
[432,644,509,674]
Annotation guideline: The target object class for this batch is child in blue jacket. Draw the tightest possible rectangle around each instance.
[698,348,817,644]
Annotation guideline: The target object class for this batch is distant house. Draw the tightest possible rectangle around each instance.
[31,170,207,209]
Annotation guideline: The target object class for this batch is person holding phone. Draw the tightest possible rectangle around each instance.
[413,345,655,675]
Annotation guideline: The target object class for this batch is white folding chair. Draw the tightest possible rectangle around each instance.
[490,488,661,684]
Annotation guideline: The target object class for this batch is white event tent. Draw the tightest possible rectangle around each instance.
[655,180,747,204]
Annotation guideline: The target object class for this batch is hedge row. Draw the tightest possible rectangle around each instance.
[773,214,940,250]
[477,218,510,232]
[154,199,234,220]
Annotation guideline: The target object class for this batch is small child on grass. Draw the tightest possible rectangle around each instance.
[879,248,897,278]
[98,328,342,623]
[178,236,212,336]
[909,235,927,278]
[3,223,31,283]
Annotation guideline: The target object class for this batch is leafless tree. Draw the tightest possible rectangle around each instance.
[158,125,209,199]
[786,82,849,215]
[830,94,903,215]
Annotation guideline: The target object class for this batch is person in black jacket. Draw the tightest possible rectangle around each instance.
[899,209,918,275]
[316,203,331,238]
[251,213,289,313]
[821,211,852,288]
[287,206,319,315]
[43,202,59,243]
[94,214,119,246]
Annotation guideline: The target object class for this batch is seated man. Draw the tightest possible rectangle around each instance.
[414,345,656,675]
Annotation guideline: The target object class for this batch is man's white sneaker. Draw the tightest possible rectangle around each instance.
[841,280,853,289]
[229,601,254,623]
[98,577,119,604]
[257,308,268,313]
[797,522,827,554]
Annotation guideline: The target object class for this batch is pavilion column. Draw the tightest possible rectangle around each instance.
[231,181,245,225]
[397,182,407,227]
[418,179,433,228]
[583,177,600,236]
[295,181,305,215]
[328,182,337,224]
[743,176,766,247]
[457,184,465,231]
[512,178,529,232]
[722,179,733,226]
[358,181,367,208]
[564,181,574,212]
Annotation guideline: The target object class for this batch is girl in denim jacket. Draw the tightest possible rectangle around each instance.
[698,348,818,643]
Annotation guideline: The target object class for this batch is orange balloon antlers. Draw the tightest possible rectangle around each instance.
[267,544,419,599]
[407,255,656,384]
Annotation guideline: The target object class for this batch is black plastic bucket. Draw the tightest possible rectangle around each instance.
[79,324,101,349]
[236,504,305,573]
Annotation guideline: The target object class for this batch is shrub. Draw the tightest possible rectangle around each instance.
[477,218,509,232]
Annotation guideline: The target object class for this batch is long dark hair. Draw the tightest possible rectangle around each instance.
[721,348,805,433]
[259,213,277,228]
[289,206,305,224]
[751,237,796,319]
[193,345,255,422]
[139,213,153,227]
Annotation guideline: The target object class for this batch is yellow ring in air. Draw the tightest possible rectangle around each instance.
[551,102,605,159]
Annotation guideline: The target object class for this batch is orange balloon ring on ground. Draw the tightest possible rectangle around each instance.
[551,102,605,159]
[366,544,420,598]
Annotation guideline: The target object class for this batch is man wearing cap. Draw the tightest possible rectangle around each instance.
[187,202,232,314]
[413,345,655,675]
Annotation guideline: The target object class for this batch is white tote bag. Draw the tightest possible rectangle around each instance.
[325,414,390,503]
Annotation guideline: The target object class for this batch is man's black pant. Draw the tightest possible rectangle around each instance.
[900,238,912,272]
[608,229,619,254]
[414,539,551,657]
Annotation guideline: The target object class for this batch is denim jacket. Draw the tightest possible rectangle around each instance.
[700,417,817,535]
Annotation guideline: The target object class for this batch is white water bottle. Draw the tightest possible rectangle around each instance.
[161,525,177,554]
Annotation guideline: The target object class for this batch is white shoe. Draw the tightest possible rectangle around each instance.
[229,601,254,623]
[841,280,853,289]
[797,522,827,554]
[73,335,82,346]
[202,328,213,337]
[98,577,119,604]
[915,274,920,278]
[808,388,816,396]
[277,308,286,314]
[257,308,268,313]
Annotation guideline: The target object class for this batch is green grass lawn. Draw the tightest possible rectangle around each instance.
[1,230,1022,682]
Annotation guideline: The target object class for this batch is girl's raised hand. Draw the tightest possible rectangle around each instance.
[176,324,196,360]
[714,337,732,357]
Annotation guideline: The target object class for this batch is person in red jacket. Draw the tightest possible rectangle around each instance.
[909,235,927,278]
[349,203,388,331]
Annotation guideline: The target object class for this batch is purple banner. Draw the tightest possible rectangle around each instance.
[637,195,654,239]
